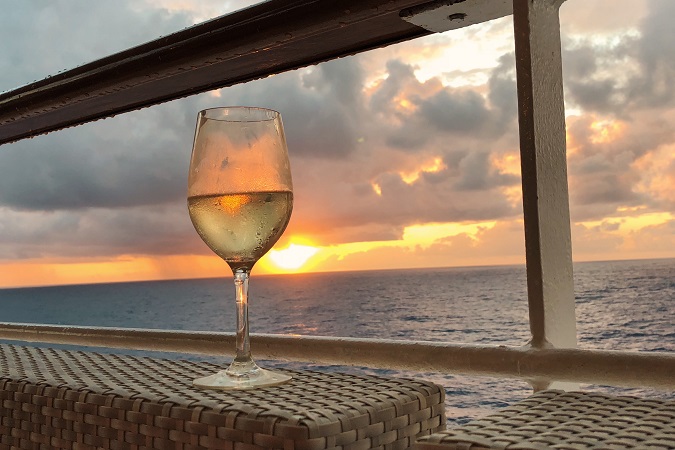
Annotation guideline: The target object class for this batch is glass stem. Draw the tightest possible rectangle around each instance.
[233,269,253,364]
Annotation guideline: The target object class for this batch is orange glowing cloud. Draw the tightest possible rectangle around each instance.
[491,152,522,207]
[0,255,228,289]
[589,119,624,144]
[260,221,499,274]
[395,97,416,113]
[634,142,675,204]
[577,212,674,234]
[399,157,446,184]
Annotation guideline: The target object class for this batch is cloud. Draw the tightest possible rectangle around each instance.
[624,219,675,255]
[418,89,492,134]
[0,0,191,92]
[370,57,518,151]
[287,152,519,245]
[487,54,518,127]
[628,0,675,107]
[218,58,363,159]
[141,0,256,23]
[0,0,674,274]
[310,220,528,273]
[562,0,675,114]
[0,100,200,210]
[566,108,675,221]
[0,7,526,260]
[560,0,649,35]
[369,60,419,114]
[0,1,215,212]
[557,0,675,226]
[451,150,519,192]
[0,203,201,260]
[571,217,675,261]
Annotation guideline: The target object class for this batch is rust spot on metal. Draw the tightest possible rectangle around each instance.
[399,0,466,19]
[447,12,466,21]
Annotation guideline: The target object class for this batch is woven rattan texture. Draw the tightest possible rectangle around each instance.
[0,344,445,450]
[415,389,675,450]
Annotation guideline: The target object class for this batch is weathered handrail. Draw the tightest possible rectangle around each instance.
[1,322,673,390]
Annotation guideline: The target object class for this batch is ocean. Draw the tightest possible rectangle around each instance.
[1,258,673,424]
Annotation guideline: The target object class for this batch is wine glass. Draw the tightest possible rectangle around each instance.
[187,107,293,390]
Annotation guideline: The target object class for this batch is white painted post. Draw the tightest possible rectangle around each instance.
[512,0,576,387]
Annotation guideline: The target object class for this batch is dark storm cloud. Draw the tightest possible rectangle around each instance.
[565,114,675,221]
[10,0,672,263]
[557,0,675,224]
[0,101,199,211]
[278,53,525,242]
[375,57,517,151]
[0,20,375,260]
[219,54,522,241]
[0,0,205,212]
[418,90,490,134]
[304,57,366,110]
[0,0,190,93]
[563,0,675,113]
[0,44,363,213]
[573,173,640,206]
[562,46,597,79]
[0,203,201,260]
[385,128,430,150]
[566,78,619,115]
[218,58,363,159]
[487,54,518,129]
[173,60,362,196]
[561,37,634,114]
[451,150,519,192]
[627,0,675,107]
[372,169,516,223]
[369,60,418,115]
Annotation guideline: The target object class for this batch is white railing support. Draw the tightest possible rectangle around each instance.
[513,0,576,370]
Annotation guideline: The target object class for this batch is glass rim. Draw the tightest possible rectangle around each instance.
[198,106,280,123]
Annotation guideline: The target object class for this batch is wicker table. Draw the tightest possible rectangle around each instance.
[414,390,675,450]
[0,344,445,450]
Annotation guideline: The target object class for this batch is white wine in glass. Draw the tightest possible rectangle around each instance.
[187,107,293,390]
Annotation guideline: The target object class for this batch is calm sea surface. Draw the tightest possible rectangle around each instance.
[1,258,673,424]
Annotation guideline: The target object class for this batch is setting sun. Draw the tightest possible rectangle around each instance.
[268,243,319,270]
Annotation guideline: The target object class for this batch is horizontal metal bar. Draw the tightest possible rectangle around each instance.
[0,0,416,144]
[0,0,508,146]
[1,322,673,390]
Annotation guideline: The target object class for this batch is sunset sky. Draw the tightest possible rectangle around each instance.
[0,0,674,288]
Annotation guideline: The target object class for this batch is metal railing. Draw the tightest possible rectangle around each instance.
[1,323,673,391]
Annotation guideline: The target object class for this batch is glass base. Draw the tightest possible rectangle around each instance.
[193,359,292,390]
